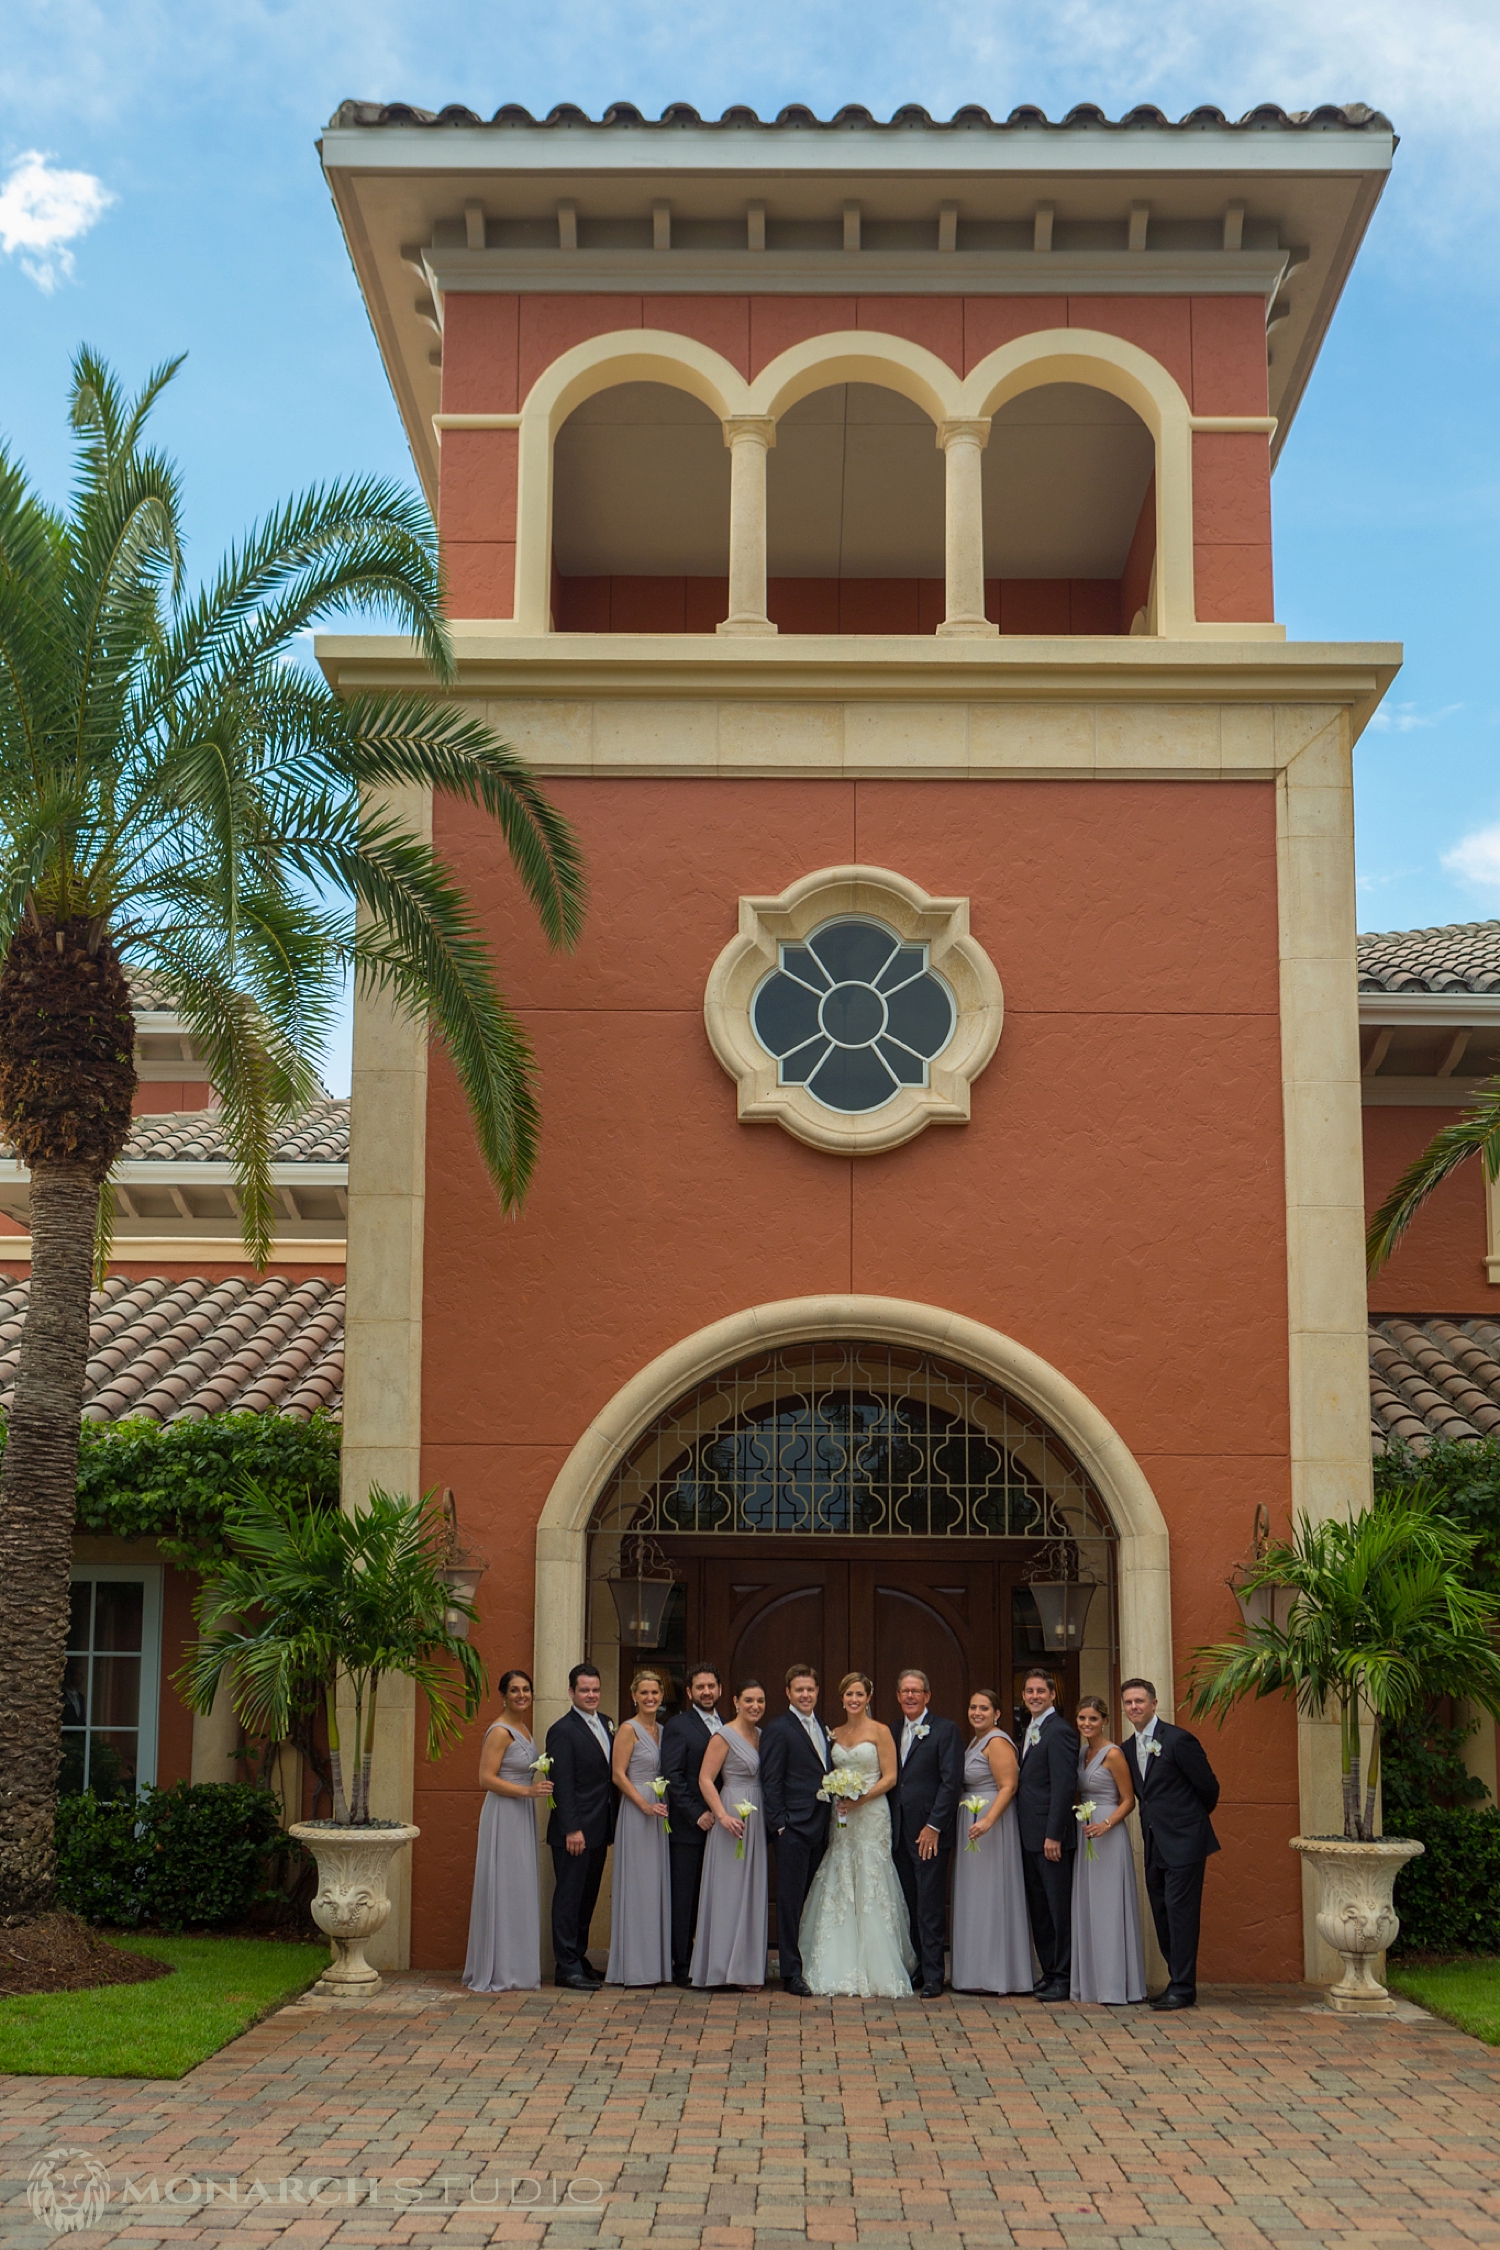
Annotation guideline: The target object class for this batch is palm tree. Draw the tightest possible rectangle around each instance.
[1187,1487,1500,1839]
[177,1485,486,1826]
[1366,1088,1500,1272]
[0,352,584,1919]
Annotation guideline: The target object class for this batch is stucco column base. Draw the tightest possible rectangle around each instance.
[189,1675,239,1785]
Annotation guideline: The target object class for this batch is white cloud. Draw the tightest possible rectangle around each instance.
[1442,825,1500,888]
[1369,701,1465,734]
[0,149,113,291]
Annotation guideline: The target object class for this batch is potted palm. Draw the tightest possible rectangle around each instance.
[1188,1488,1500,2011]
[179,1484,486,1999]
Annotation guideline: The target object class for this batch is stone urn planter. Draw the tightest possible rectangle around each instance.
[292,1820,420,2001]
[1291,1835,1424,2013]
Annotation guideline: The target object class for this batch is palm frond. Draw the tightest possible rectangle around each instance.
[1366,1084,1500,1271]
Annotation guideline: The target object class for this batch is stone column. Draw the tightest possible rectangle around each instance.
[717,416,778,636]
[936,417,998,638]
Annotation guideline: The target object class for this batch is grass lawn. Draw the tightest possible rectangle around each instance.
[0,1935,328,2079]
[1387,1957,1500,2044]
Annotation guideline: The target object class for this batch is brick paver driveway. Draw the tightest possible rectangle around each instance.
[3,1981,1497,2247]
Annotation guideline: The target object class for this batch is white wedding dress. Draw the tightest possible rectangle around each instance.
[800,1742,918,1997]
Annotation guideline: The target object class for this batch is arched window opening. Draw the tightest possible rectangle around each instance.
[765,385,946,633]
[551,381,729,631]
[982,383,1155,635]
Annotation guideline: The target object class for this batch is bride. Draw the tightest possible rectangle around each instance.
[800,1671,918,1997]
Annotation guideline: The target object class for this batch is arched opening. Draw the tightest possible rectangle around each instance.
[585,1337,1118,1736]
[981,382,1156,635]
[550,380,730,630]
[765,384,946,633]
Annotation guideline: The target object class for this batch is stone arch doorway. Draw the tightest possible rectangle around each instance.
[532,1297,1172,1734]
[586,1337,1119,1737]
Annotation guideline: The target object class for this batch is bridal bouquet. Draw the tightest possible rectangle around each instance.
[961,1794,986,1849]
[817,1767,868,1828]
[652,1774,671,1833]
[531,1752,554,1808]
[734,1803,756,1859]
[1075,1799,1098,1861]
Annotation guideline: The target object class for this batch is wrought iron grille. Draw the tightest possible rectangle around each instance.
[589,1342,1116,1544]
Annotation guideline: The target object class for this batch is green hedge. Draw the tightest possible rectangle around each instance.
[55,1782,301,1930]
[1388,1806,1500,1954]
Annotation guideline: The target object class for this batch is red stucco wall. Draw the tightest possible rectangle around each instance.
[1365,1104,1497,1314]
[408,773,1302,1978]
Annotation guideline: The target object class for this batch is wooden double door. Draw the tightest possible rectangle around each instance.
[616,1540,1082,1737]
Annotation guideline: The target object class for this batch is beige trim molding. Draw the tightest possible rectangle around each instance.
[0,1235,346,1264]
[432,412,523,435]
[532,1295,1173,1739]
[703,865,1003,1154]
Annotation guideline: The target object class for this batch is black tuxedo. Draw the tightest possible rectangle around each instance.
[545,1705,616,1976]
[890,1710,963,1988]
[661,1706,722,1980]
[1131,1719,1220,1999]
[759,1706,832,1985]
[1016,1707,1081,1986]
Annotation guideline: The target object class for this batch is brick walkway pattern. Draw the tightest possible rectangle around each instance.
[3,1982,1498,2248]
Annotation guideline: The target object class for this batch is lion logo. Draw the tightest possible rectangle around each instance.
[27,2148,111,2233]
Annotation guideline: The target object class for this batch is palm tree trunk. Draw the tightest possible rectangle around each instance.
[0,1160,103,1920]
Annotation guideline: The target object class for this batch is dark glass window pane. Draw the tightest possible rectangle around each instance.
[63,1654,89,1727]
[68,1581,92,1653]
[820,982,885,1046]
[94,1581,143,1653]
[59,1735,87,1797]
[876,1036,926,1085]
[875,946,927,993]
[89,1732,139,1801]
[779,945,830,992]
[92,1654,141,1729]
[752,973,822,1057]
[808,1045,899,1113]
[779,1035,830,1085]
[807,922,897,984]
[884,977,953,1059]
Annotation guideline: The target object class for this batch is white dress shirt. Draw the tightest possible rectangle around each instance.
[900,1708,930,1764]
[1022,1705,1055,1758]
[793,1706,827,1760]
[577,1706,611,1758]
[1133,1714,1160,1777]
[696,1707,723,1735]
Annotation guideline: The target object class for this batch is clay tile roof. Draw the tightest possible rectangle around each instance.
[1370,1317,1500,1454]
[124,1097,349,1166]
[1357,921,1500,996]
[327,98,1394,136]
[0,1273,344,1424]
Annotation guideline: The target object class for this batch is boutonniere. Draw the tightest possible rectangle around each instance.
[911,1722,930,1742]
[1025,1722,1042,1747]
[1141,1738,1162,1759]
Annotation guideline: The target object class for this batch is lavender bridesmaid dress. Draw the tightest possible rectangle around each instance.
[606,1721,672,1986]
[1070,1742,1147,2004]
[690,1729,767,1988]
[950,1730,1033,1994]
[463,1723,541,1992]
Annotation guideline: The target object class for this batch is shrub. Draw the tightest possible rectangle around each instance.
[55,1782,300,1930]
[70,1412,342,1562]
[1387,1805,1500,1954]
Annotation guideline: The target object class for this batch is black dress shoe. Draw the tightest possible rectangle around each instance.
[1151,1991,1196,2011]
[556,1973,599,1993]
[1036,1979,1071,2002]
[580,1962,606,1983]
[919,1981,945,1999]
[782,1976,813,1996]
[672,1971,694,1989]
[1031,1976,1049,1996]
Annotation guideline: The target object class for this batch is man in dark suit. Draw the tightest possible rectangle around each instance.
[759,1662,831,1995]
[660,1663,724,1988]
[1016,1666,1080,2000]
[890,1668,963,1997]
[544,1662,617,1991]
[1121,1676,1221,2011]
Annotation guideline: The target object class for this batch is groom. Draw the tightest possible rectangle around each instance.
[760,1662,831,1996]
[890,1668,962,1998]
[1121,1677,1220,2011]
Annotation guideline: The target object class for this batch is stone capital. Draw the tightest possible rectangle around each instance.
[936,416,992,452]
[722,415,778,451]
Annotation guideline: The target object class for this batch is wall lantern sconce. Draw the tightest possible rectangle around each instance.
[435,1488,488,1642]
[1227,1504,1296,1633]
[1023,1541,1099,1654]
[605,1538,679,1649]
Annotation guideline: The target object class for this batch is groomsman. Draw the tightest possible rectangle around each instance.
[760,1663,832,1995]
[890,1668,963,1998]
[1016,1667,1080,2001]
[545,1663,617,1992]
[661,1664,724,1988]
[1121,1677,1220,2011]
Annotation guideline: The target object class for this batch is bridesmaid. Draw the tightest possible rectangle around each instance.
[951,1687,1032,1995]
[1071,1695,1147,2005]
[690,1680,767,1990]
[606,1667,673,1986]
[463,1668,551,1992]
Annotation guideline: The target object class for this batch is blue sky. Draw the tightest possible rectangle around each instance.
[2,0,1498,1092]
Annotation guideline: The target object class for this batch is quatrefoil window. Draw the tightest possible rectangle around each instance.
[751,919,956,1115]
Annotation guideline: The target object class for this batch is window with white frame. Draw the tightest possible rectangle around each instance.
[62,1566,162,1799]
